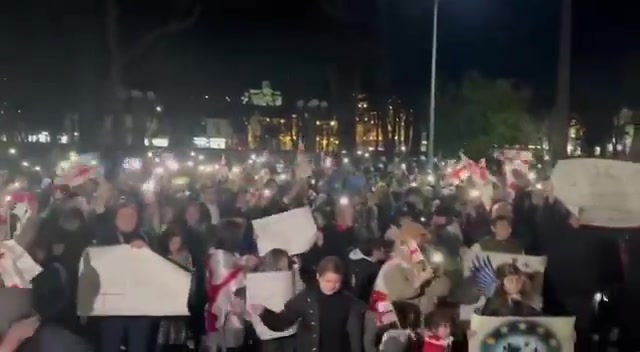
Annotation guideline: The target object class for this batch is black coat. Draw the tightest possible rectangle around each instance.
[260,288,366,352]
[299,225,357,286]
[18,324,92,352]
[348,256,382,303]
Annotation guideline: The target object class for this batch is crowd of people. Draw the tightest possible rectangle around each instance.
[0,157,639,352]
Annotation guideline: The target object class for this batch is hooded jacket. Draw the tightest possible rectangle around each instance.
[348,248,382,302]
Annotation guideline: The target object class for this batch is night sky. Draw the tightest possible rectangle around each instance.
[0,0,638,129]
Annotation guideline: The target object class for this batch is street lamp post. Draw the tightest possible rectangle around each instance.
[427,0,440,172]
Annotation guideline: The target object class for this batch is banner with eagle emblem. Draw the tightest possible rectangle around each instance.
[457,251,546,320]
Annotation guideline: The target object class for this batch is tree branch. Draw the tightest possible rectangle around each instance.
[123,3,201,65]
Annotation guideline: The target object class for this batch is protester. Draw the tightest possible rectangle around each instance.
[366,221,451,352]
[371,222,450,317]
[30,239,71,328]
[92,202,154,352]
[1,151,634,352]
[252,248,297,352]
[201,186,220,225]
[251,256,366,352]
[472,215,523,254]
[460,200,492,248]
[204,219,258,351]
[300,200,357,286]
[421,312,453,352]
[348,237,388,302]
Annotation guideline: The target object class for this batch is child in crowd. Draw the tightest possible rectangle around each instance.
[422,312,453,352]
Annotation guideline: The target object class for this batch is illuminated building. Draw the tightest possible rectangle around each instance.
[315,119,339,152]
[242,81,283,107]
[242,82,340,151]
[567,116,584,156]
[355,94,410,151]
[247,115,299,150]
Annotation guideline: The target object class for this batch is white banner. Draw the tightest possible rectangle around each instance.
[0,240,42,288]
[252,207,317,256]
[552,158,640,228]
[469,315,575,352]
[459,251,546,320]
[77,245,191,316]
[246,271,297,340]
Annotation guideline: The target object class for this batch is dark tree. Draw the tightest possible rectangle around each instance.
[321,0,371,151]
[85,0,200,153]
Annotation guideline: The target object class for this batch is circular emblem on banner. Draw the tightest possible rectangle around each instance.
[480,320,562,352]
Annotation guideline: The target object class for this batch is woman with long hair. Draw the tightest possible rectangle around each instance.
[481,263,540,317]
[250,256,366,352]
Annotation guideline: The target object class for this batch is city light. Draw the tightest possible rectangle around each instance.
[165,160,179,171]
[8,148,16,155]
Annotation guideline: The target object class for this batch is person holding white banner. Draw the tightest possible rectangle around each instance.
[92,201,154,352]
[249,256,366,352]
[245,248,297,352]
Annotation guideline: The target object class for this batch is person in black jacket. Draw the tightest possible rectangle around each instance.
[299,202,358,287]
[30,242,71,329]
[348,238,388,302]
[250,256,366,352]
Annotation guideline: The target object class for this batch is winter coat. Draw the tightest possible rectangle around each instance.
[17,324,92,352]
[259,287,366,352]
[422,333,452,352]
[348,249,382,303]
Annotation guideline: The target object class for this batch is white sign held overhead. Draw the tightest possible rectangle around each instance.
[552,158,640,228]
[252,207,317,256]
